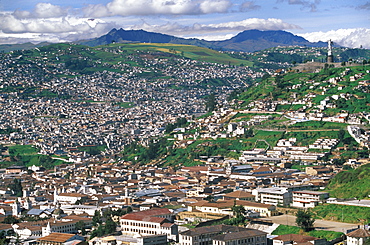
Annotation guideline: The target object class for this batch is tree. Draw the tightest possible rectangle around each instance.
[104,217,117,234]
[244,128,254,138]
[205,93,217,112]
[92,210,103,226]
[204,195,215,202]
[75,220,87,235]
[364,237,370,245]
[296,210,315,232]
[0,230,10,245]
[2,215,19,224]
[231,202,246,218]
[8,179,22,197]
[90,225,104,239]
[338,129,345,141]
[126,206,133,213]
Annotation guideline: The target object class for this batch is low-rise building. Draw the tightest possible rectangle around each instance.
[89,234,168,245]
[55,193,88,204]
[120,208,178,242]
[179,225,265,245]
[213,229,267,245]
[346,228,370,245]
[291,191,329,208]
[272,234,327,245]
[252,187,292,207]
[36,232,84,245]
[188,200,277,217]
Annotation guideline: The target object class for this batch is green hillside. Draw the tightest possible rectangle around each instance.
[236,65,370,114]
[325,163,370,199]
[99,43,253,66]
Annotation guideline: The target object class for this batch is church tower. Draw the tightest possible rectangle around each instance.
[24,197,32,210]
[12,199,22,217]
[327,39,334,63]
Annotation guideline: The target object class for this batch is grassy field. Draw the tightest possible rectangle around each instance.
[272,224,344,241]
[313,204,370,224]
[252,130,285,149]
[107,43,253,66]
[1,144,67,169]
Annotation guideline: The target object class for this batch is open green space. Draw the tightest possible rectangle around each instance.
[0,144,67,169]
[313,204,370,224]
[272,224,344,241]
[102,43,253,66]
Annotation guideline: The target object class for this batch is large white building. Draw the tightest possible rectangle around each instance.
[120,208,178,242]
[55,193,88,204]
[291,191,329,208]
[252,187,292,207]
[188,200,277,217]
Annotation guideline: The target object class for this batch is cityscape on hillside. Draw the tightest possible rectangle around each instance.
[0,30,369,245]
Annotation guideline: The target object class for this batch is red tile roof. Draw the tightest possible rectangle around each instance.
[121,208,172,224]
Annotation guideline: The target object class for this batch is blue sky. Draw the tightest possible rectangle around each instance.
[0,0,369,48]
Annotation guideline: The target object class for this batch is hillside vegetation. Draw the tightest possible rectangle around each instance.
[325,163,370,199]
[313,204,370,224]
[236,65,370,114]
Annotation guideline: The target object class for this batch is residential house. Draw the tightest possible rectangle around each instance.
[305,166,331,176]
[272,234,327,245]
[223,190,255,201]
[346,228,370,245]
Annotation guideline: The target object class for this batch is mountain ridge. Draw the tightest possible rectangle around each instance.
[77,29,329,52]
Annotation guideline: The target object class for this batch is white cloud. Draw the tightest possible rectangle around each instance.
[0,14,101,33]
[130,18,301,37]
[0,11,116,44]
[13,3,69,19]
[205,18,301,31]
[83,0,233,17]
[277,0,321,12]
[240,1,261,11]
[298,28,370,49]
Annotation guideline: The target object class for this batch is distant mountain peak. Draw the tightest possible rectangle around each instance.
[78,28,328,52]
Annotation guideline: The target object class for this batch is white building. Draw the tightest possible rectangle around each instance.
[89,234,168,245]
[252,187,292,207]
[55,192,88,204]
[291,191,329,208]
[120,208,178,242]
[346,228,370,245]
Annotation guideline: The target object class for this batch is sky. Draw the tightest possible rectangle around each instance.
[0,0,369,48]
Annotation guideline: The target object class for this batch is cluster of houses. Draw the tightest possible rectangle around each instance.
[0,152,368,245]
[0,47,264,159]
[245,68,369,127]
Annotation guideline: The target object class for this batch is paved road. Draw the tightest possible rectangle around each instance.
[260,214,359,233]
